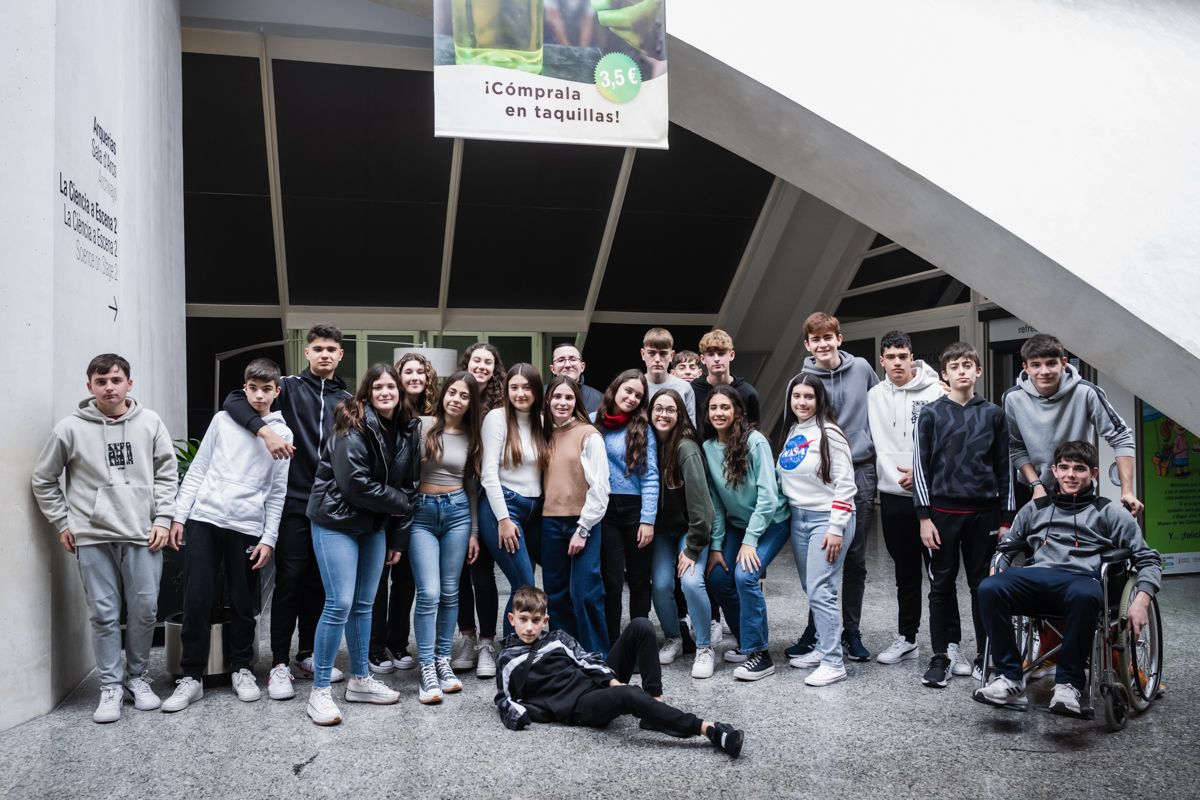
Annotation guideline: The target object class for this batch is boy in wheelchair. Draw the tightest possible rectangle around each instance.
[973,440,1161,716]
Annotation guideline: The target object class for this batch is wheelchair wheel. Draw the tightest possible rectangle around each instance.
[1103,685,1128,731]
[1118,578,1163,713]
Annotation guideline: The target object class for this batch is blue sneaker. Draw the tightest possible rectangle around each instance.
[785,624,817,658]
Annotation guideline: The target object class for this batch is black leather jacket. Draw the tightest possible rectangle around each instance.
[306,406,420,549]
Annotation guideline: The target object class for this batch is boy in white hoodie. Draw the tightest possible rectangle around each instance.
[32,354,178,723]
[867,331,945,666]
[162,359,292,711]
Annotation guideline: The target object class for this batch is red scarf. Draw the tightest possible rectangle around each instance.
[601,412,630,430]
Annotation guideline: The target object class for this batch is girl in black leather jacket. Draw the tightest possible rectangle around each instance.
[303,362,420,725]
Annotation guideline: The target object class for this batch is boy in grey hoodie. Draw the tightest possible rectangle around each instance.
[31,354,177,724]
[974,440,1160,716]
[1002,334,1139,515]
[795,312,879,661]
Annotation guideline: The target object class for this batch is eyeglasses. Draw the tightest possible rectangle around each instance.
[553,356,581,365]
[652,406,678,416]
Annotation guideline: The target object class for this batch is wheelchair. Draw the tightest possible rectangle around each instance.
[980,540,1163,730]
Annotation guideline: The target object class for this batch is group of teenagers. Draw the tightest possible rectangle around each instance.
[31,311,1162,753]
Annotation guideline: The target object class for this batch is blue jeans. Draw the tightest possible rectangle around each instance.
[409,489,474,664]
[651,530,711,648]
[707,517,791,653]
[541,516,608,657]
[478,487,541,636]
[791,509,855,669]
[311,522,386,688]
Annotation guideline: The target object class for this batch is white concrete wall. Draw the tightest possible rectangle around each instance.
[0,0,184,732]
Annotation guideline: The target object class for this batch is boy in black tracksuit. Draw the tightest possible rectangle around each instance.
[494,587,743,757]
[912,342,1014,688]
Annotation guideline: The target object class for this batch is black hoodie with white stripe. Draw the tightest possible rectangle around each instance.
[494,629,615,731]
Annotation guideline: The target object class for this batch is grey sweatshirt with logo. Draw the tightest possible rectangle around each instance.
[801,350,880,464]
[1002,364,1135,486]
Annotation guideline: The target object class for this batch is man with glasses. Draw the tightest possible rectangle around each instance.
[549,343,604,415]
[640,328,696,425]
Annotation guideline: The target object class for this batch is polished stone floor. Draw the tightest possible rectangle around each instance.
[2,525,1196,800]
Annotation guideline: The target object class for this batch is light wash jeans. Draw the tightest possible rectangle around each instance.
[311,522,386,688]
[478,487,541,636]
[707,517,792,653]
[650,530,712,648]
[409,489,473,664]
[791,508,855,669]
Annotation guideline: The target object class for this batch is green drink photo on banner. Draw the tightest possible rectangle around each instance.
[453,0,546,74]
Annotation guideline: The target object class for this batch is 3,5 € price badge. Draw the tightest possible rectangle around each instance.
[594,52,642,103]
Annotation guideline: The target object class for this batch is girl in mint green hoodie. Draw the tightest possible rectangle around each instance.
[702,386,791,682]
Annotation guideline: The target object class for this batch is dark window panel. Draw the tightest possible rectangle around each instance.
[184,193,278,305]
[272,60,451,203]
[868,233,893,250]
[182,54,269,196]
[836,275,968,321]
[458,139,623,210]
[621,123,773,218]
[909,327,963,373]
[597,213,754,313]
[842,338,877,367]
[581,323,713,395]
[284,197,443,306]
[849,248,938,289]
[185,317,286,440]
[448,205,604,308]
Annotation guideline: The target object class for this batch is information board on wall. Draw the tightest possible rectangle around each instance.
[434,0,668,148]
[1140,401,1200,574]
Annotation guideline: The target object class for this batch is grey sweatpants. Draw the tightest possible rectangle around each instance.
[76,542,162,686]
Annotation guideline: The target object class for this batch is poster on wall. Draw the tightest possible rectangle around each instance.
[433,0,668,148]
[1140,401,1200,574]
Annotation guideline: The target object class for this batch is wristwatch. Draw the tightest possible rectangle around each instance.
[574,526,591,539]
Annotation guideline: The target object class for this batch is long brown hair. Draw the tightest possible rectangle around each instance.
[705,385,751,487]
[460,342,505,411]
[395,352,438,416]
[423,370,482,481]
[334,362,404,437]
[650,388,698,488]
[502,363,547,469]
[543,375,592,445]
[780,373,845,485]
[600,369,650,476]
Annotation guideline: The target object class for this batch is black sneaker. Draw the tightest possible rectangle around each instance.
[680,621,697,655]
[708,721,744,758]
[732,650,775,681]
[923,654,951,688]
[784,624,817,658]
[842,630,870,663]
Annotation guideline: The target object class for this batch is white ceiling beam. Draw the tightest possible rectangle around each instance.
[839,268,944,298]
[716,177,799,336]
[590,311,717,326]
[186,304,283,318]
[577,146,636,351]
[259,34,290,343]
[437,137,465,330]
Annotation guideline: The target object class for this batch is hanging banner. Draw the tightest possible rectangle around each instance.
[434,0,668,148]
[1140,401,1200,574]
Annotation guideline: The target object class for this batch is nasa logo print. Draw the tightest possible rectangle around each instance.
[778,434,811,470]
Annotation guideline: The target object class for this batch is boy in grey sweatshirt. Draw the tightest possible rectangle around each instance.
[974,440,1160,717]
[1002,334,1139,514]
[31,354,177,723]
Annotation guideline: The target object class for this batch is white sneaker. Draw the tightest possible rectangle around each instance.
[658,637,683,665]
[93,685,123,724]
[345,674,400,705]
[1048,683,1083,717]
[306,686,342,725]
[805,664,848,687]
[692,647,715,679]
[294,655,344,683]
[231,668,261,702]
[710,620,725,645]
[723,648,748,664]
[876,635,919,665]
[391,648,416,670]
[476,640,497,679]
[268,663,296,700]
[947,643,974,677]
[789,651,822,670]
[972,674,1028,709]
[450,634,478,670]
[161,677,203,713]
[1030,660,1056,680]
[125,673,161,711]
